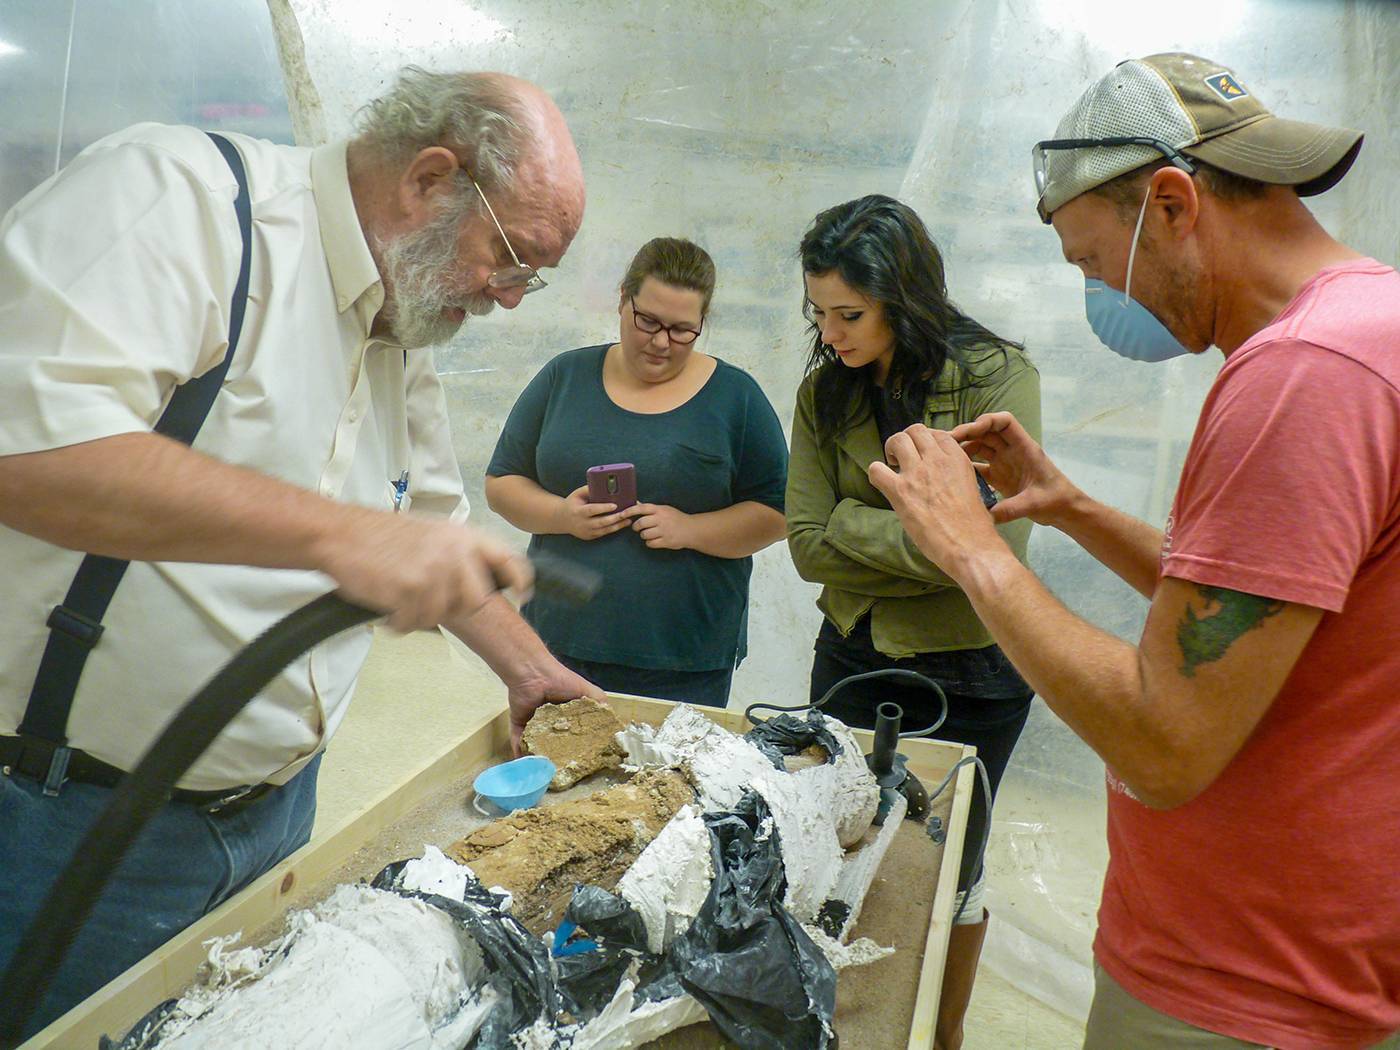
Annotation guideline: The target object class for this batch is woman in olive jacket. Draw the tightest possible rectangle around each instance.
[787,195,1041,1050]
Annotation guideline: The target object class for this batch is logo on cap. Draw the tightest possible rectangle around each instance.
[1205,72,1248,101]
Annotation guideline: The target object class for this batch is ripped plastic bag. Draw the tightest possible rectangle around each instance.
[551,886,649,1017]
[371,860,565,1047]
[563,885,648,954]
[744,711,843,770]
[640,791,837,1050]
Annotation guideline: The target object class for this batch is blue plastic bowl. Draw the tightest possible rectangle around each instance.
[473,756,556,813]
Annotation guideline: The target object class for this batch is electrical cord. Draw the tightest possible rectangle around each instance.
[0,593,380,1048]
[922,753,993,924]
[745,667,949,737]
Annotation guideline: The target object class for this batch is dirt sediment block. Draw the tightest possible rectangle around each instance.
[447,769,694,931]
[521,697,627,789]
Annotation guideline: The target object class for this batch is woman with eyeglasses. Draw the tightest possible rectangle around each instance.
[786,195,1041,1049]
[485,237,788,708]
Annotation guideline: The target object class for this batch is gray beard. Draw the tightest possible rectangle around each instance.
[376,207,495,349]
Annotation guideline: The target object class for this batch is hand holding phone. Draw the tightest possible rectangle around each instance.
[586,463,637,512]
[558,486,630,541]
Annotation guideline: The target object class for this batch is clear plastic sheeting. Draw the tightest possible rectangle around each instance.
[0,0,1394,1028]
[0,0,293,217]
[274,0,1399,1024]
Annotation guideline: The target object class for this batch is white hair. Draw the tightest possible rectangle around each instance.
[354,67,530,195]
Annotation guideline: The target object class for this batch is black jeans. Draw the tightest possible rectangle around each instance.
[810,617,1032,893]
[558,655,734,709]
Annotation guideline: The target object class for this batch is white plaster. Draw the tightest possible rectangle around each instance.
[562,967,710,1050]
[313,884,484,1015]
[617,804,714,953]
[155,883,487,1050]
[160,922,436,1049]
[399,844,472,902]
[750,764,845,923]
[509,1016,558,1049]
[617,704,780,811]
[831,793,907,941]
[815,713,881,849]
[801,925,896,971]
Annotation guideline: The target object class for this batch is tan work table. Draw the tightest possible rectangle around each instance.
[23,694,974,1050]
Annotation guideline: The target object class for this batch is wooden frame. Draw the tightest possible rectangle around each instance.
[22,696,974,1050]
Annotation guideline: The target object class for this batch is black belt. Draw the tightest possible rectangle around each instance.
[0,735,275,815]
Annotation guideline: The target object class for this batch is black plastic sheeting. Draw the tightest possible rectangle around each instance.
[632,791,838,1050]
[107,791,838,1050]
[370,860,573,1046]
[743,711,844,770]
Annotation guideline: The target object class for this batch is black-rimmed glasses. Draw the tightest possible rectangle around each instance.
[465,173,547,295]
[630,298,703,344]
[1032,135,1197,198]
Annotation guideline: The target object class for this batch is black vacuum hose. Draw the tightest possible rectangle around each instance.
[0,592,379,1046]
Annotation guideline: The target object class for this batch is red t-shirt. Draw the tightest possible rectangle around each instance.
[1095,259,1400,1050]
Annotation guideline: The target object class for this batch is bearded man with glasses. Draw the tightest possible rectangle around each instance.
[0,66,601,1037]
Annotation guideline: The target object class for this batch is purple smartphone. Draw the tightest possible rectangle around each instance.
[586,463,637,511]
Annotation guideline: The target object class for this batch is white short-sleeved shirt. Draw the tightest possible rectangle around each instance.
[0,124,469,790]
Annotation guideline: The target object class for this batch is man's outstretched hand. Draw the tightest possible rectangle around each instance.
[950,412,1080,527]
[868,424,1008,582]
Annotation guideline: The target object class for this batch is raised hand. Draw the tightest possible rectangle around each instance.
[951,412,1080,526]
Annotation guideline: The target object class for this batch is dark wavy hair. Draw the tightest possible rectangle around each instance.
[799,195,1019,439]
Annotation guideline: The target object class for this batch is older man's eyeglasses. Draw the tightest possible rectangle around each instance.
[466,174,547,295]
[630,298,702,344]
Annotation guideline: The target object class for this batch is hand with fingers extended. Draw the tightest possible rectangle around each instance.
[314,508,533,634]
[508,660,607,756]
[556,485,632,541]
[624,503,695,550]
[950,412,1080,527]
[867,424,1008,581]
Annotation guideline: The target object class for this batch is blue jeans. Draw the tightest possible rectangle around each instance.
[0,754,320,1038]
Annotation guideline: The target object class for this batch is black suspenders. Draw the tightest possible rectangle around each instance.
[12,132,253,795]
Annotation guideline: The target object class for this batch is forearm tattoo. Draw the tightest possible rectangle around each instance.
[1177,585,1285,678]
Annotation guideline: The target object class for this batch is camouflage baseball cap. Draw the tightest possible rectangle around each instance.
[1033,52,1363,222]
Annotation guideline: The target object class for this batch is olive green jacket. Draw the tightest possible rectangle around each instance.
[786,345,1042,657]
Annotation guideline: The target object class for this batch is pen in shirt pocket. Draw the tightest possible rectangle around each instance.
[391,470,409,512]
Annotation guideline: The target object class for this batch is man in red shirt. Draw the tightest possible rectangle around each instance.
[869,53,1400,1050]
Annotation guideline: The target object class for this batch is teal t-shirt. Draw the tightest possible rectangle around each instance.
[487,345,788,671]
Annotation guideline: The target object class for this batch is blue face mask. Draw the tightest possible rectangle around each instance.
[1083,188,1191,362]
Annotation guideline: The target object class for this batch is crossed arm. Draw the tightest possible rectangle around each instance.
[868,415,1322,809]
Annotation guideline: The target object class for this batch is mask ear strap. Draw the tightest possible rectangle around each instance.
[1124,185,1152,304]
